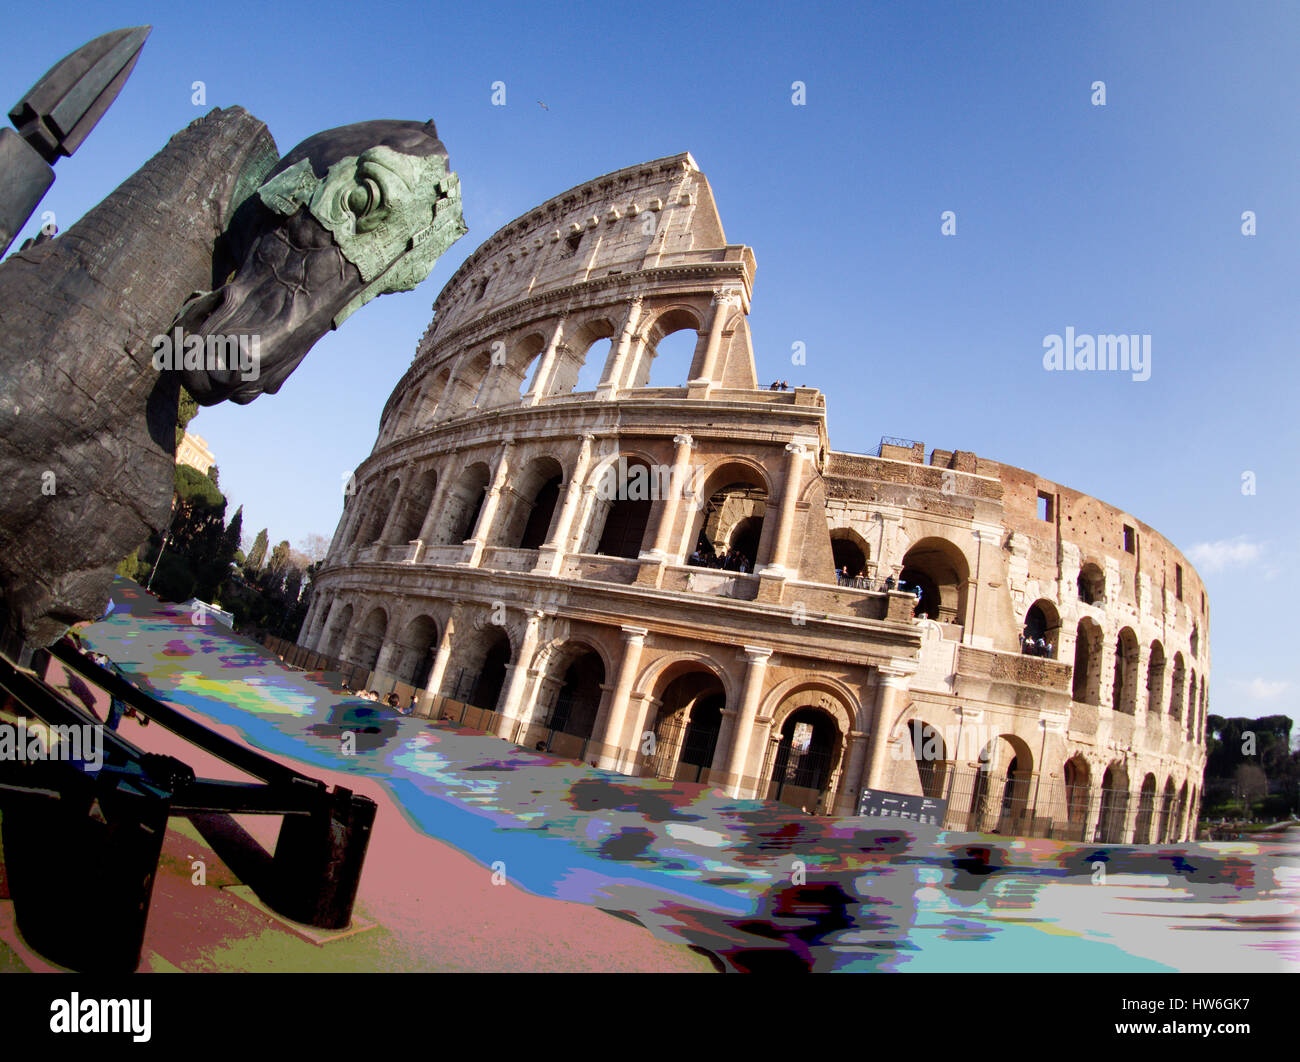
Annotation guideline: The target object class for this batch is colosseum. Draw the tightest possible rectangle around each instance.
[299,152,1209,844]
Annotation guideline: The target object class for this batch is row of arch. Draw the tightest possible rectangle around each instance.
[380,301,722,442]
[902,720,1199,842]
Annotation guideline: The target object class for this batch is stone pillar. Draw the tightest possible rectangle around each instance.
[836,730,870,815]
[464,441,514,566]
[689,287,741,390]
[864,667,912,790]
[494,610,544,739]
[641,432,694,562]
[592,626,648,771]
[373,638,400,682]
[596,296,644,401]
[423,607,460,705]
[523,316,568,405]
[738,710,776,800]
[535,433,595,575]
[759,441,808,576]
[712,646,773,797]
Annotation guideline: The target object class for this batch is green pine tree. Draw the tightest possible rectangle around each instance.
[246,528,269,572]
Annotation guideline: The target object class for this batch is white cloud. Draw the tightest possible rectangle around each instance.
[1243,678,1289,701]
[1186,536,1262,574]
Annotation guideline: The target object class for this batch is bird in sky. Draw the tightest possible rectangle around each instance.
[537,100,549,110]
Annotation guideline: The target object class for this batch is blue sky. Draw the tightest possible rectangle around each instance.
[4,1,1296,724]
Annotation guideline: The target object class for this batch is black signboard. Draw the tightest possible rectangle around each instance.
[857,787,947,826]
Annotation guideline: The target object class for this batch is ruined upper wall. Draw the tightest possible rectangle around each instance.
[415,153,736,358]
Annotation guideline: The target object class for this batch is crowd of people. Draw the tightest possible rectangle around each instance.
[687,547,753,573]
[1019,630,1054,657]
[340,681,417,714]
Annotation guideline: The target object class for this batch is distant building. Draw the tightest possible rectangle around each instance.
[176,431,214,475]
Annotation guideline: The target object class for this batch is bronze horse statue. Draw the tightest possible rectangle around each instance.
[0,106,466,646]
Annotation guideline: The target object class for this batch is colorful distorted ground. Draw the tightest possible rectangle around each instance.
[74,579,1299,972]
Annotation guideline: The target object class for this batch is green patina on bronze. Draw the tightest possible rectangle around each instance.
[258,146,467,326]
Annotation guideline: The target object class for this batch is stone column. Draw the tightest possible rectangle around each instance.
[596,296,644,401]
[423,607,460,706]
[641,432,694,562]
[535,433,595,575]
[689,287,741,390]
[464,441,514,566]
[759,441,808,576]
[592,626,648,771]
[836,730,871,815]
[494,610,545,739]
[523,316,568,405]
[864,667,912,790]
[712,646,772,797]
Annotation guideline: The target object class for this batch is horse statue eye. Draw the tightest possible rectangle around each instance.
[348,180,378,215]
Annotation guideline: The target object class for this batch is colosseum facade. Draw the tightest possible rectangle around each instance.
[301,152,1209,844]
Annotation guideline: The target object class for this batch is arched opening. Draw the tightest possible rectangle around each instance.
[358,478,400,547]
[572,337,614,394]
[544,648,606,742]
[452,629,510,712]
[689,463,770,571]
[391,468,438,544]
[1096,764,1130,843]
[1063,755,1091,840]
[830,529,870,584]
[767,706,842,812]
[1173,781,1189,841]
[907,719,948,799]
[432,463,490,545]
[1187,668,1197,738]
[646,667,726,784]
[1022,599,1061,657]
[1147,641,1166,717]
[586,457,655,559]
[1077,562,1105,605]
[1072,617,1102,705]
[1134,773,1158,844]
[498,332,545,401]
[497,456,564,551]
[424,367,451,423]
[632,309,702,389]
[395,615,439,689]
[1157,777,1177,843]
[968,736,1033,833]
[349,607,388,673]
[322,602,353,659]
[1170,652,1186,720]
[900,538,970,625]
[1112,627,1139,714]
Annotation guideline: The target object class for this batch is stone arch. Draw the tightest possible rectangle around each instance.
[550,315,618,395]
[629,305,704,389]
[580,453,657,558]
[1146,640,1167,717]
[1157,776,1177,842]
[1134,772,1159,843]
[1077,561,1105,605]
[765,702,848,814]
[829,527,871,580]
[389,467,438,544]
[685,458,773,569]
[905,719,949,799]
[1112,627,1140,714]
[900,536,972,625]
[1186,667,1197,738]
[1097,762,1131,842]
[430,461,491,545]
[393,613,439,688]
[357,477,401,547]
[1023,598,1061,657]
[496,454,564,550]
[321,600,353,659]
[967,733,1035,834]
[447,621,513,711]
[1170,652,1186,720]
[1173,779,1189,841]
[440,347,493,417]
[503,330,548,400]
[634,649,738,708]
[535,640,608,742]
[1062,754,1091,836]
[1072,617,1103,705]
[348,605,388,672]
[643,660,728,783]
